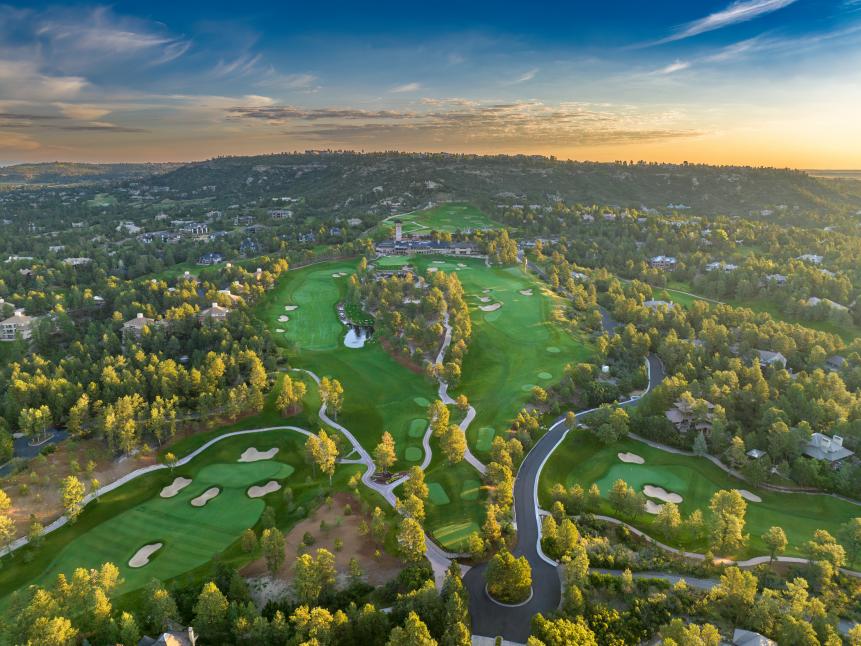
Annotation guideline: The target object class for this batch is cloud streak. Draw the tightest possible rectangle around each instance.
[655,0,799,44]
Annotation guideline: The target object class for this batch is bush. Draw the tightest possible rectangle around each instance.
[302,531,315,546]
[0,428,12,464]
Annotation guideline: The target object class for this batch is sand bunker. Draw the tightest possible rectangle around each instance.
[457,263,467,268]
[278,315,289,322]
[645,501,663,515]
[191,487,220,507]
[479,296,491,303]
[735,489,762,503]
[275,328,284,333]
[480,303,502,312]
[248,480,281,498]
[332,273,341,277]
[433,261,445,264]
[238,447,279,463]
[519,289,533,296]
[284,305,298,311]
[482,288,491,293]
[618,452,645,465]
[643,485,683,504]
[427,267,438,273]
[129,543,163,568]
[160,476,192,498]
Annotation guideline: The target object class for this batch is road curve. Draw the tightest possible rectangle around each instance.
[464,353,664,642]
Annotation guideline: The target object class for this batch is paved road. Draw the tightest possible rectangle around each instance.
[464,337,664,642]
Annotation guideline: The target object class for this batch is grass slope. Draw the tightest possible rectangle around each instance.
[540,431,861,563]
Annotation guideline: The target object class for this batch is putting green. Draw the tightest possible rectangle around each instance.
[414,397,431,408]
[461,480,481,501]
[408,418,428,438]
[432,521,480,550]
[376,255,411,268]
[404,446,423,461]
[540,431,861,562]
[475,427,496,452]
[427,482,451,506]
[521,384,537,392]
[538,371,553,380]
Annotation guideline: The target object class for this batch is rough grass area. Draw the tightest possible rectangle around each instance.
[540,431,861,562]
[427,482,451,506]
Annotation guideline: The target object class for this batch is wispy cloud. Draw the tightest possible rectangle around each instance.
[513,68,539,83]
[654,0,799,45]
[656,60,691,74]
[390,82,422,93]
[212,53,262,78]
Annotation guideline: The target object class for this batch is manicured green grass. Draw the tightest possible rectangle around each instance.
[432,521,480,549]
[404,447,423,461]
[540,431,861,562]
[427,482,451,506]
[475,427,495,452]
[382,203,501,235]
[408,419,428,438]
[1,427,363,602]
[406,256,593,453]
[86,193,118,208]
[460,480,482,501]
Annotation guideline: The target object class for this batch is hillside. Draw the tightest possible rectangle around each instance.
[147,152,861,218]
[0,162,183,186]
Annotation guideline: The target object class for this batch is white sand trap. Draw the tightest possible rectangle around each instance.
[191,487,220,507]
[278,315,289,322]
[735,489,762,503]
[332,273,341,277]
[618,452,645,465]
[427,267,438,273]
[457,263,467,268]
[248,480,281,498]
[284,305,298,311]
[433,261,445,264]
[338,272,348,277]
[160,477,192,498]
[643,485,683,504]
[479,296,492,303]
[239,447,279,462]
[482,288,491,294]
[275,328,284,333]
[129,543,163,568]
[645,501,663,515]
[480,303,502,312]
[519,289,533,296]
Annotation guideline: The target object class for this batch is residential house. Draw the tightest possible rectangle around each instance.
[63,257,92,266]
[197,252,225,266]
[643,299,673,311]
[803,433,855,464]
[665,398,714,434]
[756,349,787,370]
[240,238,259,256]
[179,222,209,237]
[649,255,677,270]
[138,624,197,646]
[806,296,848,312]
[733,629,776,646]
[0,309,34,342]
[704,261,738,272]
[268,209,293,219]
[797,254,823,265]
[122,313,159,340]
[198,302,230,322]
[764,273,788,286]
[825,355,847,372]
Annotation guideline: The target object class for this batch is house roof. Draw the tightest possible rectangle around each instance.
[733,628,777,646]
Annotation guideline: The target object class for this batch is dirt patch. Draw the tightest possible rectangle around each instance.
[160,476,192,498]
[241,492,403,604]
[1,437,157,540]
[239,447,279,463]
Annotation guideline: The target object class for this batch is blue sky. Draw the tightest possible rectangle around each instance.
[1,0,860,166]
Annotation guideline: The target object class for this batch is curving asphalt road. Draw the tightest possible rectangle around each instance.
[464,326,664,644]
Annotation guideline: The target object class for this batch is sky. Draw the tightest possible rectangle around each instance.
[1,0,861,167]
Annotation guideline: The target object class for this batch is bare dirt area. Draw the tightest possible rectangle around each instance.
[1,437,156,538]
[241,492,403,605]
